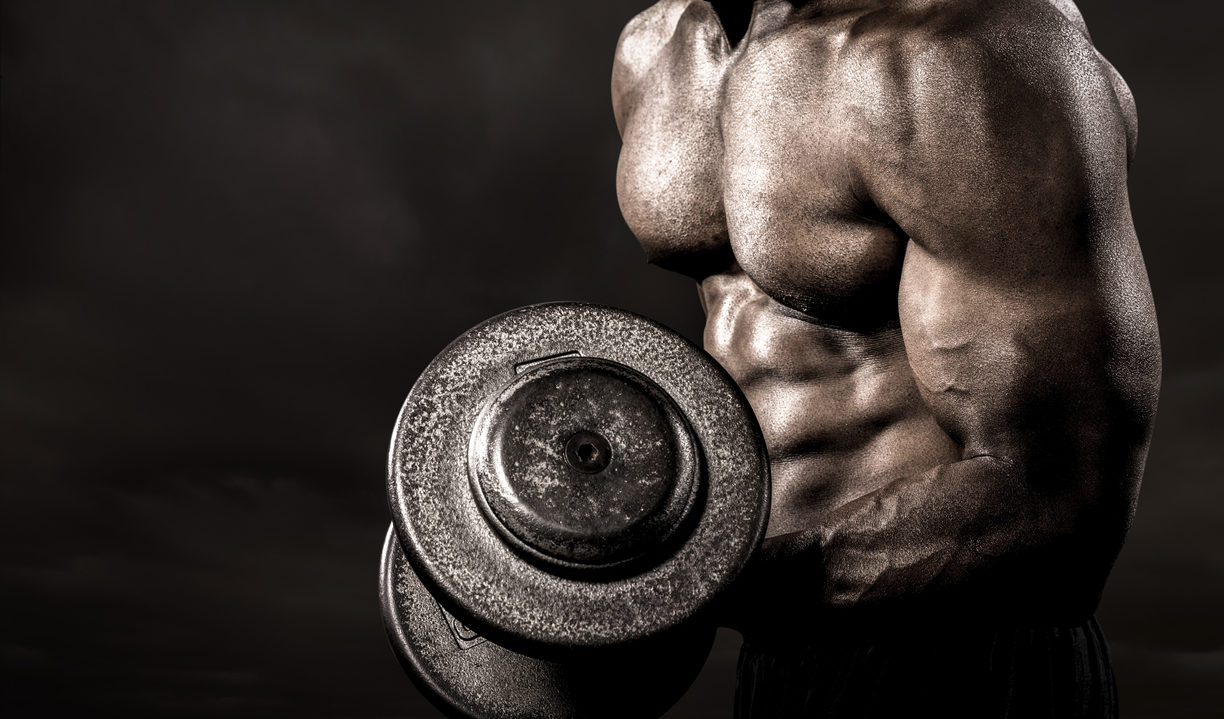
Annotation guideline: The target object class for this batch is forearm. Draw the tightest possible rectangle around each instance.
[752,455,1117,622]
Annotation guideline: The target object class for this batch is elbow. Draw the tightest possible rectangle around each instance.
[959,457,1134,621]
[1009,466,1135,621]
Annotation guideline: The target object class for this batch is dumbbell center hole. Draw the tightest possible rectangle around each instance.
[565,430,612,474]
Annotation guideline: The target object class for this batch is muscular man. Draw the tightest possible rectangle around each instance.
[612,0,1160,715]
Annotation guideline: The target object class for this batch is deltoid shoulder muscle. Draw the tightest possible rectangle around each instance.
[1045,0,1138,143]
[613,0,732,273]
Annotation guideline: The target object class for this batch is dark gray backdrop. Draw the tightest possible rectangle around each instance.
[2,1,1219,717]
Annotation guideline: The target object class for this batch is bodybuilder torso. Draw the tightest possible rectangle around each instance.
[613,0,1158,623]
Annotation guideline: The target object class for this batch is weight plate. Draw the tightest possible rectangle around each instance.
[387,302,768,651]
[380,527,713,719]
[468,355,702,571]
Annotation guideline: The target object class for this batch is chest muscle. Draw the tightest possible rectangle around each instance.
[615,7,905,324]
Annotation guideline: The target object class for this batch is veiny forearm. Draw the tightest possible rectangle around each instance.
[753,455,1119,623]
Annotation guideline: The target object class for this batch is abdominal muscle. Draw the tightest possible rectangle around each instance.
[699,267,963,537]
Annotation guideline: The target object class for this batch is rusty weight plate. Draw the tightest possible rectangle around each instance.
[380,527,714,719]
[387,303,769,652]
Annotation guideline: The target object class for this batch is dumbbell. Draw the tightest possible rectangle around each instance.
[379,303,770,718]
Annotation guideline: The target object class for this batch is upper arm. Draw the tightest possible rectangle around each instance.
[848,21,1159,512]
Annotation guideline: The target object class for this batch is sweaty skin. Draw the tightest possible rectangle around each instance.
[613,0,1159,630]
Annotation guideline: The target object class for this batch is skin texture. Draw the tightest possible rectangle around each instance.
[613,0,1160,632]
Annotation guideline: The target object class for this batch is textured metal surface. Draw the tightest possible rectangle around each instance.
[470,357,700,568]
[380,527,714,719]
[388,302,769,651]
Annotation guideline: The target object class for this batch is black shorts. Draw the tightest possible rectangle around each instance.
[735,616,1117,718]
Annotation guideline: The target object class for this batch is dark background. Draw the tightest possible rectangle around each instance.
[2,1,1220,716]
